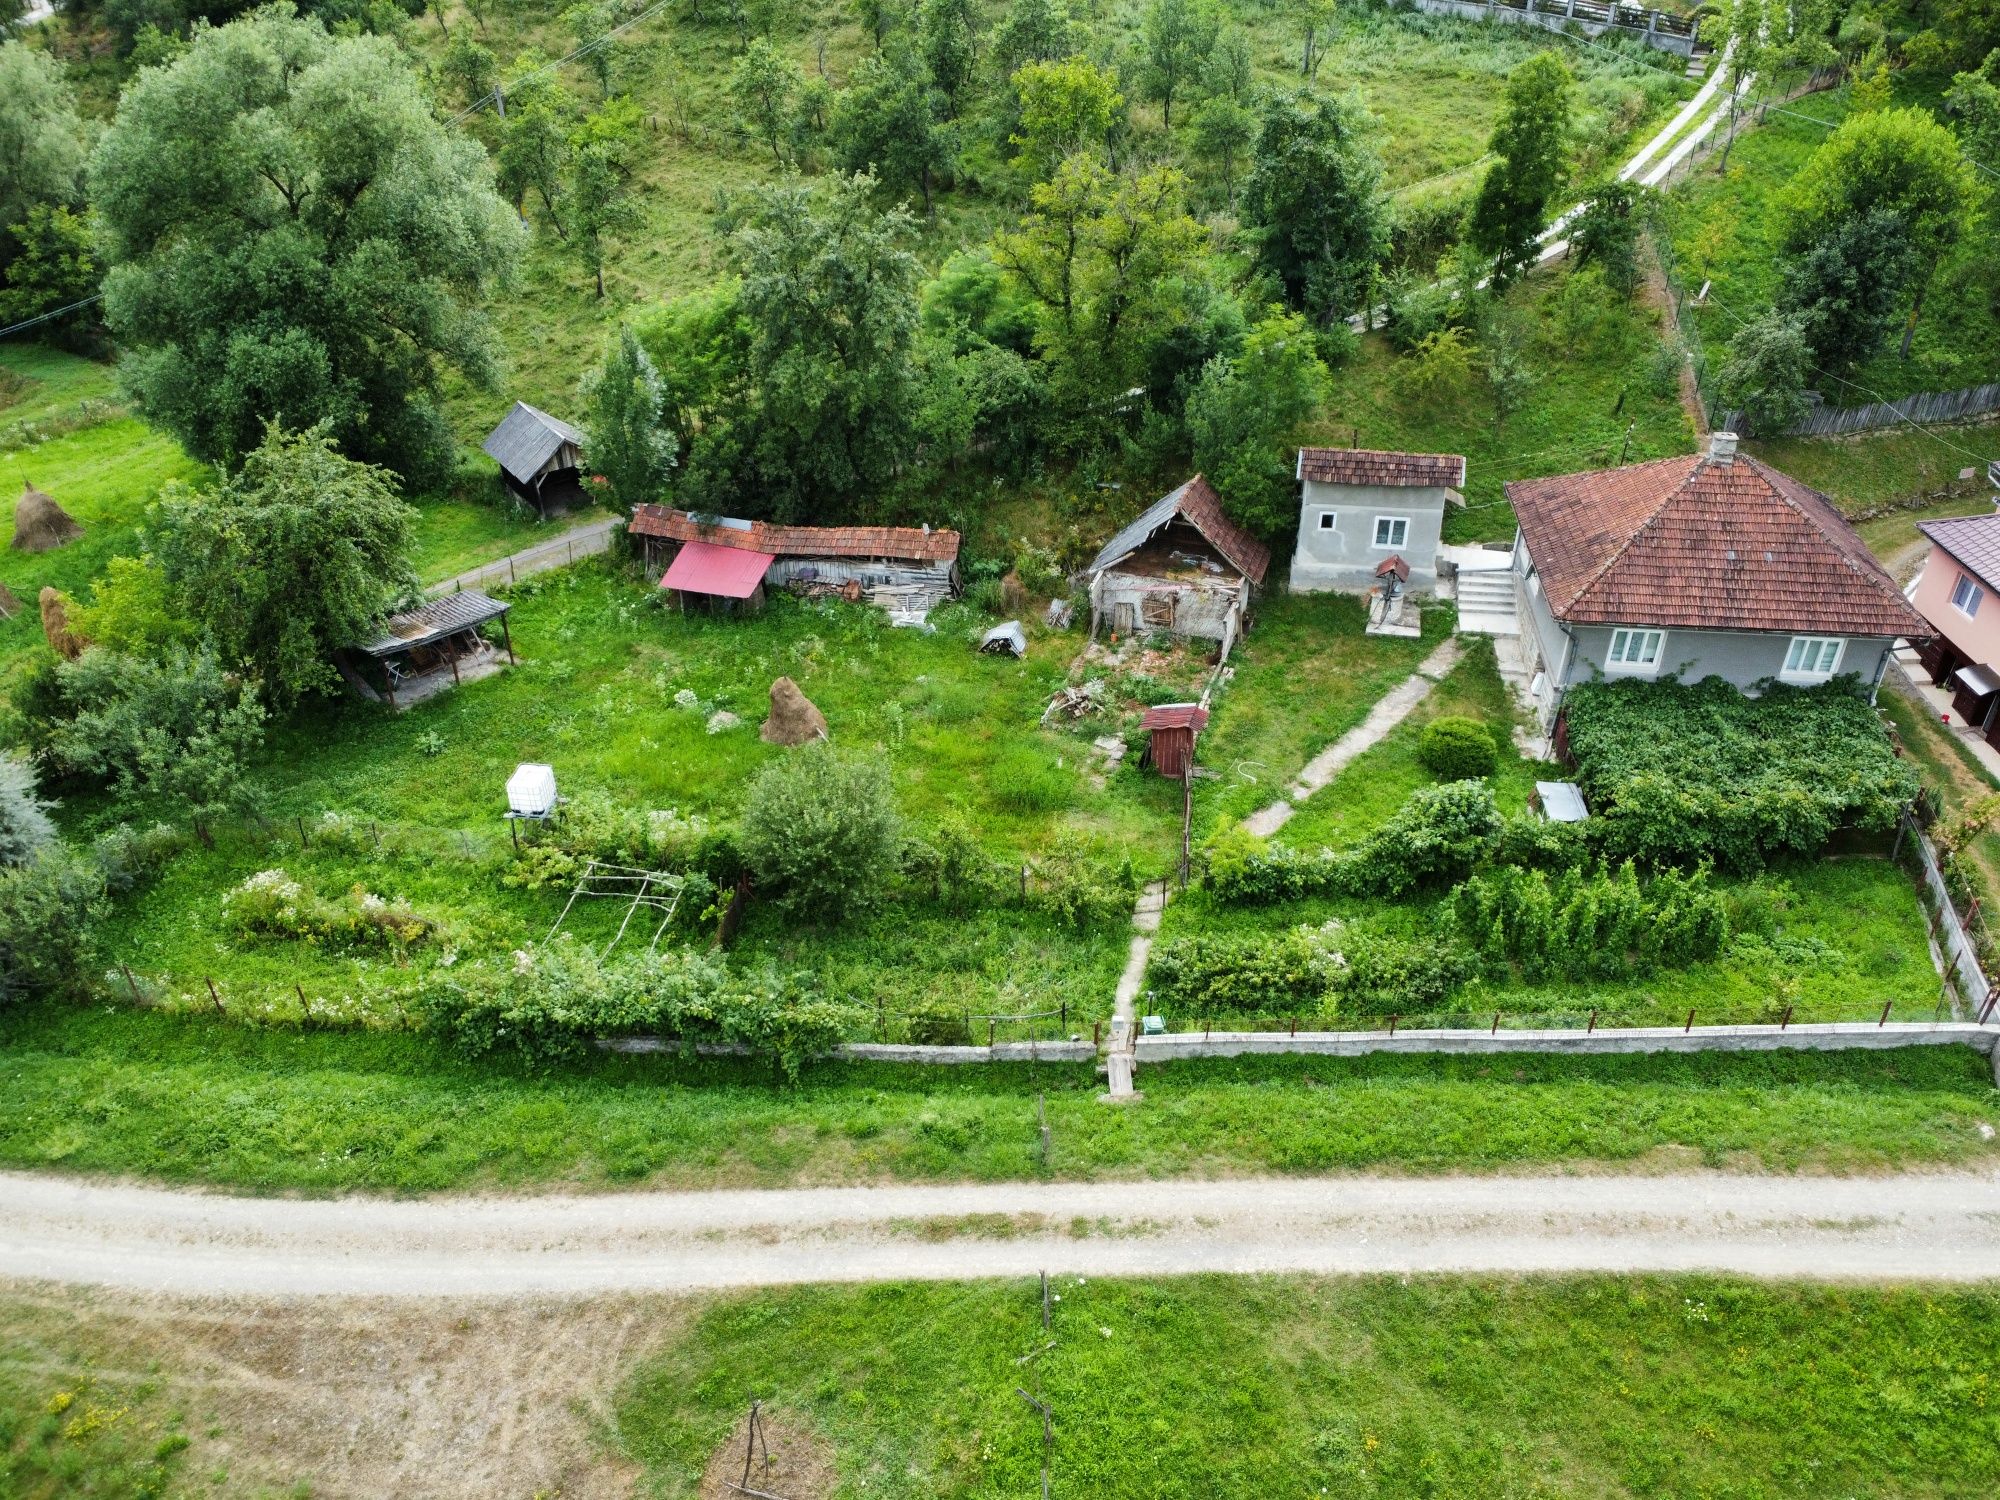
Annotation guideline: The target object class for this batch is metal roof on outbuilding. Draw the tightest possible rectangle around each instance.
[1086,475,1270,585]
[356,590,511,658]
[660,539,776,599]
[481,402,584,483]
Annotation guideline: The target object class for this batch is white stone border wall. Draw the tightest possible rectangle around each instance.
[598,1037,1100,1065]
[1135,1022,1998,1061]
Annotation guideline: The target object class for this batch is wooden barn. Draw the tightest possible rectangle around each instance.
[1085,476,1270,662]
[335,590,515,709]
[1141,703,1209,779]
[482,402,586,514]
[628,507,961,619]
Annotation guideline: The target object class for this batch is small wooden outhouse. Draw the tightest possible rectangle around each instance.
[1141,703,1209,778]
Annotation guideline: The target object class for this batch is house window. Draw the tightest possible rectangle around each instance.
[1606,628,1665,676]
[1952,573,1984,618]
[1372,515,1409,549]
[1317,512,1336,531]
[1781,635,1845,684]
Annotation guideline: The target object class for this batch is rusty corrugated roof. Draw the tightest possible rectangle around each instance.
[628,507,960,562]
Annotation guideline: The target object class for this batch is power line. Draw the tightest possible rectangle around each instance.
[0,293,102,341]
[449,0,678,124]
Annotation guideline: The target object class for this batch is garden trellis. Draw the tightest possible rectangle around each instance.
[544,859,689,956]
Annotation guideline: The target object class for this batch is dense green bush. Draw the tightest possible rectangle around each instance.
[904,998,974,1046]
[899,817,1003,913]
[222,867,431,953]
[1030,830,1134,928]
[740,745,902,922]
[1562,678,1917,870]
[1342,933,1480,1014]
[0,752,56,868]
[1207,781,1503,903]
[0,845,106,1004]
[421,937,860,1079]
[1148,924,1346,1017]
[1418,715,1499,781]
[1449,861,1727,980]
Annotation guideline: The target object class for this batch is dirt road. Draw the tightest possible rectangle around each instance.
[6,1170,1998,1297]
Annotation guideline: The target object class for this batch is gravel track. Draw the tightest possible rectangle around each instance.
[5,1170,1999,1297]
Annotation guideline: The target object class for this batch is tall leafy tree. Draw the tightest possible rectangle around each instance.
[919,0,978,118]
[1780,106,1979,358]
[1009,55,1123,177]
[582,324,676,507]
[89,10,521,487]
[725,172,926,520]
[1468,51,1573,287]
[441,32,499,111]
[1567,181,1644,298]
[1141,0,1218,129]
[0,204,97,329]
[498,66,574,229]
[1776,205,1916,372]
[1717,310,1813,434]
[1190,93,1253,208]
[1187,311,1330,536]
[150,424,419,705]
[731,35,804,164]
[990,0,1074,80]
[1239,88,1388,324]
[833,39,955,211]
[0,42,87,282]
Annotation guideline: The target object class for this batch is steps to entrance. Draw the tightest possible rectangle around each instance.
[1454,569,1520,637]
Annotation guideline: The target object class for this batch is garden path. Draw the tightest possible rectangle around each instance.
[428,515,620,595]
[1242,638,1463,837]
[1104,880,1168,1096]
[5,1168,1997,1296]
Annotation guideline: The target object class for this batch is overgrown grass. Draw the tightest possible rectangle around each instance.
[0,1323,197,1500]
[1320,260,1696,542]
[617,1274,2000,1497]
[1881,676,2000,922]
[1667,76,2000,406]
[3,1005,1995,1193]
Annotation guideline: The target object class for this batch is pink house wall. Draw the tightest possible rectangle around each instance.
[1912,543,2000,662]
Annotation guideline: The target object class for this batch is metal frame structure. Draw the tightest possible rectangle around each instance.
[544,859,688,955]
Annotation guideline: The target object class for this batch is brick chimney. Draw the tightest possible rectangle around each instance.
[1709,430,1739,464]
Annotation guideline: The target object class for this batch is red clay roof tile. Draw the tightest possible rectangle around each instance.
[1298,447,1466,488]
[627,507,961,562]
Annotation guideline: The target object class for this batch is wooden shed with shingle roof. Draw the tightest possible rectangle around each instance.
[1085,475,1269,662]
[1506,432,1928,728]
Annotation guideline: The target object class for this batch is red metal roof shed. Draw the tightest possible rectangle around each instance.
[660,539,776,599]
[1140,703,1210,779]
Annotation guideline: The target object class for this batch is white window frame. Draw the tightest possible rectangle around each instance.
[1317,511,1336,532]
[1605,627,1665,677]
[1372,515,1410,550]
[1952,572,1984,619]
[1780,635,1845,685]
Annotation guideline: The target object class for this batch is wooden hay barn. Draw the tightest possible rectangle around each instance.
[628,507,961,619]
[482,402,586,514]
[1085,475,1269,662]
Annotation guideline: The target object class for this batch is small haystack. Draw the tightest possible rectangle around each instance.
[11,483,84,554]
[0,580,20,620]
[40,586,86,659]
[761,676,828,745]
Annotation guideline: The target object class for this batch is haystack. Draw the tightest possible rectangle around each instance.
[40,587,87,660]
[761,676,828,745]
[11,483,84,553]
[0,580,19,620]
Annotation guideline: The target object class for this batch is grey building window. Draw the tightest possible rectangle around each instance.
[1318,512,1335,531]
[1372,515,1409,549]
[1606,628,1664,677]
[1953,573,1984,618]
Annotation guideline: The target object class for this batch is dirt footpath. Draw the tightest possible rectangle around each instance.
[8,1169,2000,1297]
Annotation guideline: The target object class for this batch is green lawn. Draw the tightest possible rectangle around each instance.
[617,1273,2000,1497]
[3,1005,1995,1193]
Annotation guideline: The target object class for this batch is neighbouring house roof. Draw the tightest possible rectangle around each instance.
[629,506,961,563]
[1297,447,1467,489]
[660,538,776,599]
[482,402,585,484]
[1506,451,1925,638]
[355,590,510,659]
[1086,475,1270,586]
[1918,513,2000,591]
[1140,703,1210,731]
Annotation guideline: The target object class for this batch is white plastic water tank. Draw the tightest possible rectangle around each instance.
[506,762,557,818]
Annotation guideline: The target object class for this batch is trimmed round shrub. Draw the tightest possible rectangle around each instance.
[1418,716,1498,781]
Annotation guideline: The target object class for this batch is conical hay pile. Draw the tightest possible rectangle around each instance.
[760,675,829,745]
[11,483,85,553]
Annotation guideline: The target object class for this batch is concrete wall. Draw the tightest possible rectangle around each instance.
[599,1037,1099,1065]
[1512,540,1571,726]
[1910,542,2000,668]
[1408,0,1698,56]
[1136,1022,1997,1061]
[1289,479,1448,594]
[1560,625,1898,696]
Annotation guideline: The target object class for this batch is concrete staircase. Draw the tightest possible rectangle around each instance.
[1454,568,1520,637]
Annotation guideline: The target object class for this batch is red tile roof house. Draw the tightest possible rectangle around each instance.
[1288,447,1467,594]
[627,507,961,616]
[1506,432,1928,731]
[1084,476,1270,662]
[1908,511,2000,741]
